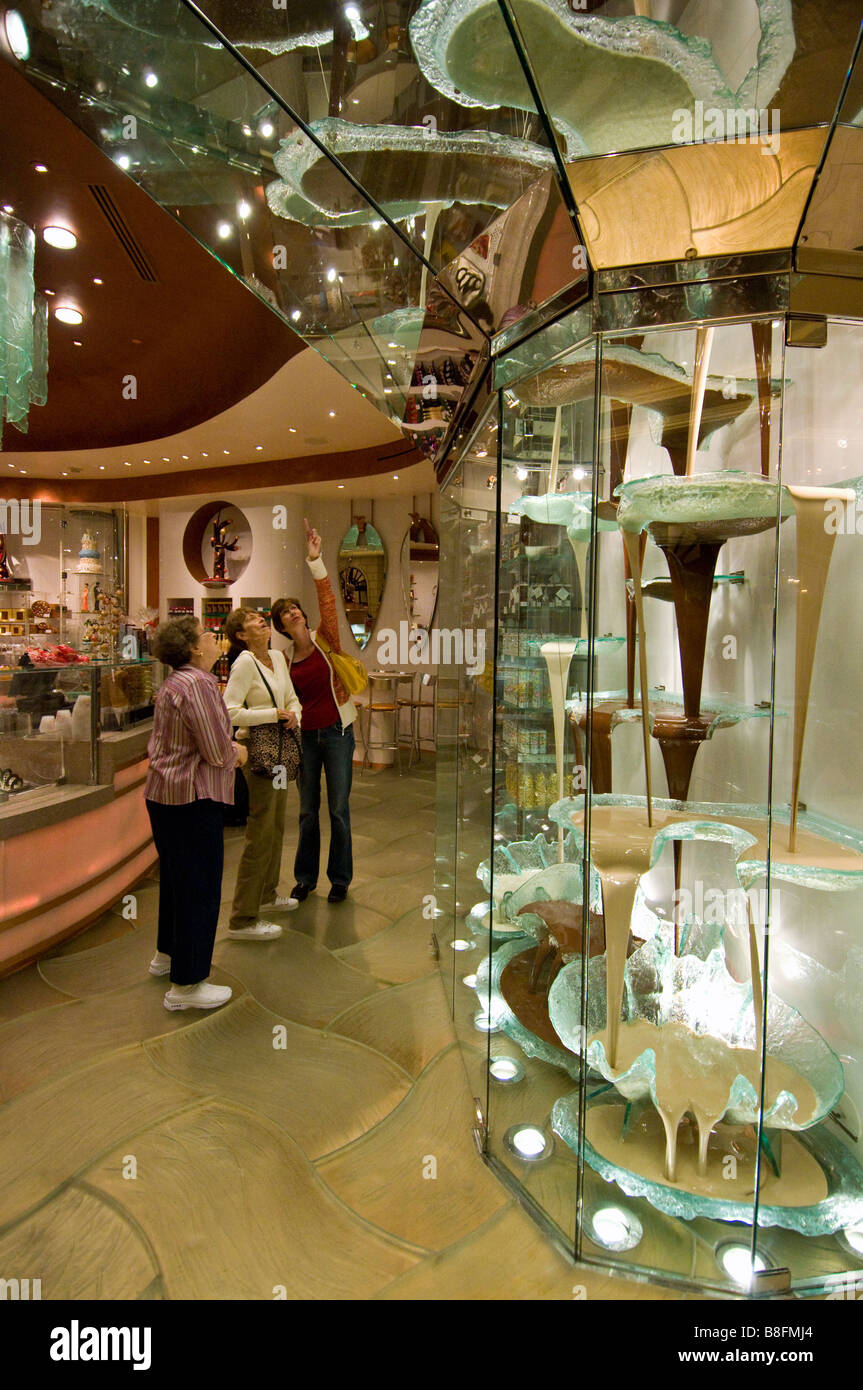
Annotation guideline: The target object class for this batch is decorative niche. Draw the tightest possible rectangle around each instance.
[182,500,252,588]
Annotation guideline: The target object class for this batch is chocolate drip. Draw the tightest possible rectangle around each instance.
[656,539,723,719]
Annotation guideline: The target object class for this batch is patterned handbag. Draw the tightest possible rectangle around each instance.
[245,659,302,781]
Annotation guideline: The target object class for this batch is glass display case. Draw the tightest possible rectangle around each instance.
[437,301,863,1297]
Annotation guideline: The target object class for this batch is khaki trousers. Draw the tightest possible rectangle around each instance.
[229,765,288,931]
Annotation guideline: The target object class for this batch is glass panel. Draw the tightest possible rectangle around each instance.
[759,319,863,1292]
[434,400,499,1118]
[483,335,597,1246]
[798,37,863,274]
[203,0,562,271]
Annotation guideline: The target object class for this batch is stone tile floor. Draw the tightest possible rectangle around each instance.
[0,762,687,1301]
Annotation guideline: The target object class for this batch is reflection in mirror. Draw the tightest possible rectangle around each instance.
[401,503,439,634]
[338,509,386,651]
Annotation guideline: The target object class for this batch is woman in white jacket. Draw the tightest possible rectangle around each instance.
[222,608,303,939]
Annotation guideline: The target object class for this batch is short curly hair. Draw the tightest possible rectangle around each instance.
[270,597,308,635]
[151,616,201,669]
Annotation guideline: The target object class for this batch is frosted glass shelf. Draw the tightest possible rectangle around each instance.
[268,117,556,225]
[616,470,794,534]
[510,491,619,544]
[552,1090,863,1235]
[474,937,583,1080]
[409,0,794,159]
[549,794,863,890]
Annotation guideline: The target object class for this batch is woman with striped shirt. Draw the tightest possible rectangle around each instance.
[145,617,247,1011]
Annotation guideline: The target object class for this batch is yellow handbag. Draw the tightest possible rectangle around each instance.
[315,632,369,696]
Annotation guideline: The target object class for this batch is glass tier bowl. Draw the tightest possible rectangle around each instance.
[544,794,863,1233]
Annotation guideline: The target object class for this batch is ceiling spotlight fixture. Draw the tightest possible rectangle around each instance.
[370,220,382,231]
[181,454,189,460]
[223,449,230,455]
[73,340,82,347]
[2,204,13,214]
[328,410,336,417]
[42,225,77,250]
[242,123,252,137]
[237,200,252,220]
[92,277,103,285]
[123,461,131,467]
[393,474,399,480]
[337,483,344,489]
[259,120,274,139]
[61,471,68,477]
[255,445,263,451]
[516,466,528,481]
[33,163,48,174]
[162,456,170,462]
[4,9,29,61]
[98,464,105,470]
[201,452,208,458]
[144,71,158,88]
[393,256,399,266]
[115,154,131,170]
[288,427,296,433]
[217,222,232,239]
[143,459,150,464]
[326,267,337,283]
[290,309,301,322]
[54,305,83,325]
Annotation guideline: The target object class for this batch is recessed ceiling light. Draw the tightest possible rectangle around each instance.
[255,445,263,450]
[259,120,274,138]
[162,456,170,462]
[352,98,359,105]
[33,163,48,173]
[337,484,344,489]
[143,459,150,464]
[290,309,301,321]
[326,267,337,283]
[393,256,399,266]
[237,200,251,220]
[73,340,82,347]
[223,449,230,455]
[217,222,232,239]
[42,225,77,249]
[61,471,68,476]
[370,220,381,230]
[181,454,189,460]
[329,411,336,417]
[93,277,103,285]
[98,464,105,470]
[144,71,158,88]
[2,204,13,214]
[43,288,54,295]
[288,427,296,433]
[115,154,131,170]
[4,10,29,61]
[18,469,26,474]
[393,474,399,480]
[123,461,131,467]
[242,124,252,137]
[55,306,83,325]
[202,452,208,457]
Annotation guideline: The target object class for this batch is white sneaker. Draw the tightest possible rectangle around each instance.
[225,921,283,940]
[261,894,299,912]
[163,982,233,1011]
[148,951,171,977]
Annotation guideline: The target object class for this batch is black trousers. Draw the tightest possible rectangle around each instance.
[146,798,224,985]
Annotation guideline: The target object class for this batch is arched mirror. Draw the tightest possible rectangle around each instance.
[401,506,439,632]
[338,511,386,651]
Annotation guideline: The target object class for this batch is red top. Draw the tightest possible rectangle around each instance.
[290,645,339,730]
[145,666,237,805]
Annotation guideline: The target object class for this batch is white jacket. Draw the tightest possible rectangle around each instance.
[223,650,302,729]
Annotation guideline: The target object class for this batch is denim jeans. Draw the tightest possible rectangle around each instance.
[294,721,354,889]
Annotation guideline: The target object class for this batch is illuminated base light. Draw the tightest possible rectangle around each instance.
[4,9,29,60]
[472,1011,499,1034]
[461,973,477,988]
[489,1056,524,1083]
[504,1124,552,1161]
[450,938,475,952]
[716,1243,769,1287]
[585,1205,643,1253]
[842,1223,863,1256]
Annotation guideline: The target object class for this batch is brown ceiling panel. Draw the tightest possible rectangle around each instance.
[0,59,302,455]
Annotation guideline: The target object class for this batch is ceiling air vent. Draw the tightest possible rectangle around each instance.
[88,185,157,282]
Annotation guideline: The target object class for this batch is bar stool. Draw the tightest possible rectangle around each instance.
[361,671,401,774]
[395,672,420,766]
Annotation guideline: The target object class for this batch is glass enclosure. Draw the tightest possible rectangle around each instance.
[438,304,863,1296]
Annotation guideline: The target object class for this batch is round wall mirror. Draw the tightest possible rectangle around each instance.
[401,513,439,632]
[338,515,386,651]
